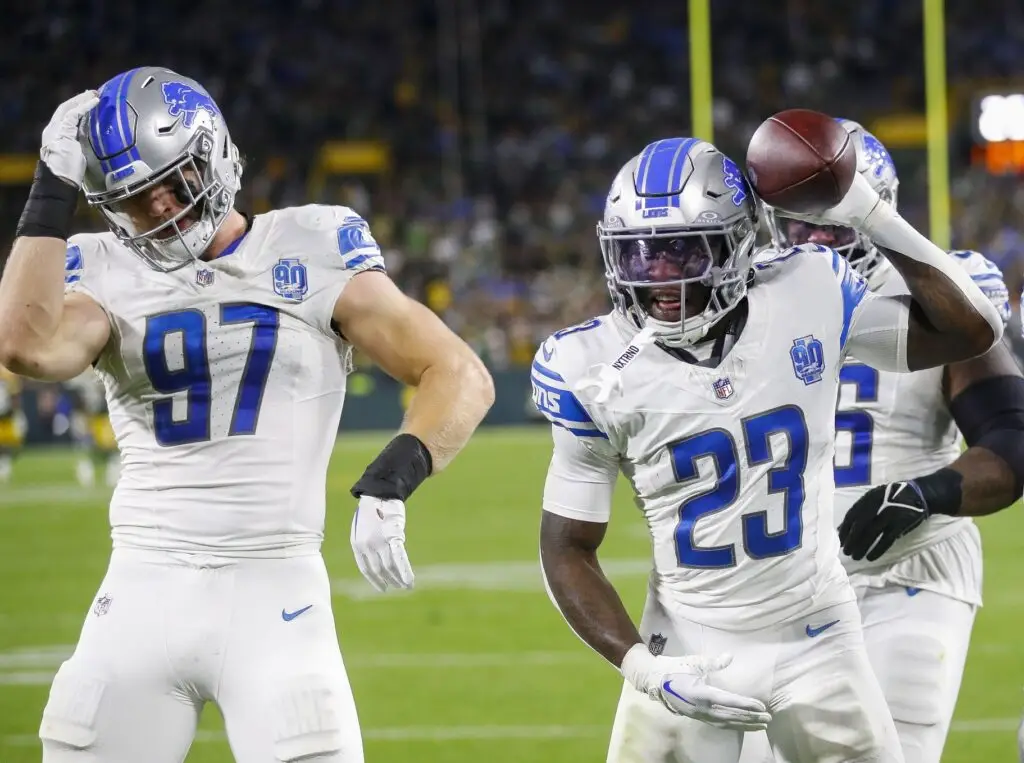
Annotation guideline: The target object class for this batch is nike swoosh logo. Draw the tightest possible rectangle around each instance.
[661,680,694,706]
[805,619,840,638]
[281,605,313,622]
[906,587,921,597]
[542,342,555,362]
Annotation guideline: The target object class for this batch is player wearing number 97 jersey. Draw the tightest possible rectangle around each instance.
[535,137,1004,763]
[739,121,1024,763]
[0,68,493,763]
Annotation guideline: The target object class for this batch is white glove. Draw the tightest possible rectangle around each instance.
[40,90,99,187]
[620,643,771,731]
[350,496,415,592]
[786,171,885,231]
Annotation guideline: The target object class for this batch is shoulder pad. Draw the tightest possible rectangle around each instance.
[270,204,385,273]
[950,250,1010,324]
[754,243,867,348]
[751,243,833,281]
[531,317,613,439]
[64,232,119,289]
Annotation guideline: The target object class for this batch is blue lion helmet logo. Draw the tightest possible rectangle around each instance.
[161,81,221,129]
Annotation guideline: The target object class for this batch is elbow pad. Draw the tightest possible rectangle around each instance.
[949,375,1024,495]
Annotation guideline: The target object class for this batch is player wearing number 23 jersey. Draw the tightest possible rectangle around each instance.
[535,137,1003,763]
[0,68,492,763]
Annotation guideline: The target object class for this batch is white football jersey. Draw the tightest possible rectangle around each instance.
[536,245,871,630]
[834,249,1009,579]
[64,205,384,555]
[66,368,107,415]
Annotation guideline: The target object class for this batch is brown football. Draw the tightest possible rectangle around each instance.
[745,109,856,214]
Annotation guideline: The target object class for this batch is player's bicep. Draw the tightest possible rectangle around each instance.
[333,270,476,386]
[30,292,111,382]
[542,425,619,524]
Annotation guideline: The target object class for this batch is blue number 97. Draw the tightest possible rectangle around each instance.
[143,304,279,447]
[144,310,211,446]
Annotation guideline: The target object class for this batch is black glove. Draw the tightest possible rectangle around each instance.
[838,481,930,562]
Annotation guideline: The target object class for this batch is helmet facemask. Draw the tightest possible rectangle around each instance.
[598,218,757,347]
[87,129,235,273]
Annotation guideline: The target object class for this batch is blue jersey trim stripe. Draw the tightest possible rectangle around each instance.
[552,420,609,439]
[344,252,382,270]
[218,231,249,258]
[831,250,868,349]
[531,360,565,383]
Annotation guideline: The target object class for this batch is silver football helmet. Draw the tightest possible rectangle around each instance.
[78,67,242,272]
[766,119,899,289]
[598,138,758,347]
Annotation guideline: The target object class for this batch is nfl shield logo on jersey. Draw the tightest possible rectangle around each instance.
[195,269,215,287]
[712,377,734,400]
[648,633,667,656]
[93,594,112,617]
[273,258,309,302]
[790,335,825,385]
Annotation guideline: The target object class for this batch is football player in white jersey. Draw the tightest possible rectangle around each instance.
[735,123,1024,763]
[0,68,493,763]
[533,136,1005,763]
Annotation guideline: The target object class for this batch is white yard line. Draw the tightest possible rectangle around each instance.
[0,646,592,685]
[331,557,652,599]
[4,718,1018,748]
[0,485,111,507]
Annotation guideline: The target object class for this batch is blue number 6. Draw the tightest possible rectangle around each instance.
[143,303,279,446]
[671,405,809,568]
[834,364,879,487]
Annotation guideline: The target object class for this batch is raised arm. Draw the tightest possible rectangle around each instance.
[0,94,110,382]
[809,174,1003,372]
[0,238,110,381]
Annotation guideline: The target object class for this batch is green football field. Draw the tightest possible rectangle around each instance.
[0,427,1021,762]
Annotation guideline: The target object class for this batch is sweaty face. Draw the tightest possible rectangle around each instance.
[782,219,856,250]
[109,167,203,239]
[615,235,724,323]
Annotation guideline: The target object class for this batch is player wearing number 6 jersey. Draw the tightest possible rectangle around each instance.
[739,121,1024,763]
[0,68,493,763]
[534,137,1003,763]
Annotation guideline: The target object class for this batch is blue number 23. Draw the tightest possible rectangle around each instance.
[143,303,279,446]
[671,406,809,568]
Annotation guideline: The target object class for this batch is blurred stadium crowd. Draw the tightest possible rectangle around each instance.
[1,0,1023,370]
